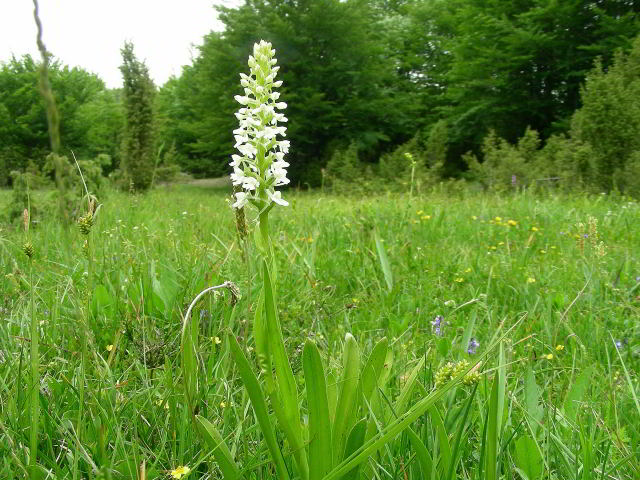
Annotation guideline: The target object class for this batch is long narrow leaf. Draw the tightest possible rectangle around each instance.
[360,337,388,405]
[227,333,290,480]
[195,416,242,480]
[374,230,393,292]
[342,419,367,480]
[303,341,332,480]
[262,260,309,479]
[332,333,361,466]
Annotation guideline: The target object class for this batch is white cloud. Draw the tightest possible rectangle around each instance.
[0,0,242,88]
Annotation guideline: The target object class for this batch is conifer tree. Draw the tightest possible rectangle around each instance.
[119,41,155,191]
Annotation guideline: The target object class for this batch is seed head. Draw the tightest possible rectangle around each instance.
[23,242,34,259]
[78,212,93,235]
[23,209,29,233]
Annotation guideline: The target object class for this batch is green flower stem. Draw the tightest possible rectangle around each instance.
[256,208,310,480]
[29,257,39,472]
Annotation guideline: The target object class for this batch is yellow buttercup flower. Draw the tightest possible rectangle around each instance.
[507,219,517,226]
[106,344,114,352]
[527,277,536,284]
[545,353,553,360]
[170,466,191,479]
[555,344,564,351]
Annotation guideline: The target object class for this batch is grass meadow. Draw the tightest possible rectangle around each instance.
[0,184,638,479]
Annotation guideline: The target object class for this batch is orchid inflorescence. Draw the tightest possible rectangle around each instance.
[231,40,290,210]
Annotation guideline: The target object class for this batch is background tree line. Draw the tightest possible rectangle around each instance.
[1,0,639,193]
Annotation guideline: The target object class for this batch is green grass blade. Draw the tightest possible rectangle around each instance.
[303,340,333,480]
[227,333,290,480]
[322,358,484,480]
[360,337,388,404]
[485,368,501,480]
[430,405,451,475]
[332,333,361,466]
[195,415,242,480]
[374,229,393,292]
[395,355,426,415]
[611,335,640,416]
[446,383,478,480]
[406,427,434,479]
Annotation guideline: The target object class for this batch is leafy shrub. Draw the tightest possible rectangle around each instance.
[570,37,640,192]
[465,128,541,191]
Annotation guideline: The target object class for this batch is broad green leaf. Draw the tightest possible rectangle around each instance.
[195,415,241,480]
[360,337,388,404]
[180,311,199,412]
[374,229,393,292]
[514,435,543,480]
[327,371,338,425]
[524,366,543,436]
[91,284,113,317]
[563,366,592,424]
[303,340,332,480]
[332,333,361,466]
[228,333,290,480]
[342,419,367,480]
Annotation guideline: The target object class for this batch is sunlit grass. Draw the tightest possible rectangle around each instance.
[0,185,638,479]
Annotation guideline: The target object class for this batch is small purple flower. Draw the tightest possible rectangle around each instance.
[614,338,628,350]
[635,276,640,283]
[467,338,480,355]
[431,315,443,336]
[200,309,210,320]
[583,233,589,238]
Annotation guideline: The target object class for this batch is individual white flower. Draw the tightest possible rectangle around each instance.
[230,40,290,210]
[267,190,289,206]
[232,191,249,209]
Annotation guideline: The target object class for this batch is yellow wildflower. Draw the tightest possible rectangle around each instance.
[220,401,226,408]
[507,219,517,226]
[421,215,431,220]
[531,226,539,232]
[545,353,553,360]
[417,210,424,215]
[455,277,464,283]
[464,268,472,273]
[555,345,564,351]
[170,466,191,479]
[106,344,114,352]
[495,216,502,222]
[527,277,536,284]
[471,215,478,220]
[214,336,222,345]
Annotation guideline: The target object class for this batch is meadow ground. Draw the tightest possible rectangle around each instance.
[0,184,638,479]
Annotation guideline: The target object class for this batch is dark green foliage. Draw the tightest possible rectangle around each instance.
[119,42,155,191]
[570,36,640,193]
[157,0,417,184]
[0,55,114,184]
[411,0,640,158]
[466,128,542,192]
